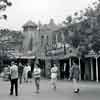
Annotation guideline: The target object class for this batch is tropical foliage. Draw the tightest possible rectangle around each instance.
[63,0,100,56]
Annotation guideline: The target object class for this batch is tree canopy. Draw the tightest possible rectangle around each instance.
[63,0,100,56]
[0,0,12,20]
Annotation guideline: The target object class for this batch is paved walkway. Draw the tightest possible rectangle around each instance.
[0,79,100,100]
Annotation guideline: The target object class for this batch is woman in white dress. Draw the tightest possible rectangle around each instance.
[51,64,58,90]
[23,64,31,83]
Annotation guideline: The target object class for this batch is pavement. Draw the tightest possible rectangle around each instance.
[0,79,100,100]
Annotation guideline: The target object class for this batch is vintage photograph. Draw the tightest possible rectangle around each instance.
[0,0,100,100]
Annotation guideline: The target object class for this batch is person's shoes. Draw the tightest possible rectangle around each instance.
[36,91,39,94]
[74,89,78,93]
[35,90,38,93]
[30,81,32,83]
[74,88,80,93]
[54,86,56,91]
[77,88,80,93]
[9,93,13,95]
[20,81,22,84]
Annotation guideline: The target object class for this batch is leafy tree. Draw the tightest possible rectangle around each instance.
[62,0,100,56]
[63,15,72,25]
[0,0,12,19]
[0,29,24,58]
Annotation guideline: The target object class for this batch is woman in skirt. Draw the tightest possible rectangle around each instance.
[70,61,80,93]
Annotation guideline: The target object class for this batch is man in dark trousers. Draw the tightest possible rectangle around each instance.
[9,61,18,96]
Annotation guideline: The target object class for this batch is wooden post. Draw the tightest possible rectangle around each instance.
[69,57,72,76]
[79,57,81,80]
[96,57,99,83]
[45,59,50,79]
[69,57,71,68]
[90,58,93,81]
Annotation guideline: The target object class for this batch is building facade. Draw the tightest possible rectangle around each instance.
[21,19,100,82]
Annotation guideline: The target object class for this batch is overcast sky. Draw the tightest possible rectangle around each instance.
[0,0,97,30]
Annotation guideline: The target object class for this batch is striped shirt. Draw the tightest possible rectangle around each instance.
[33,68,41,78]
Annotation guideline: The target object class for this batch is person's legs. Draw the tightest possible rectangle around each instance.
[51,78,54,89]
[20,73,23,84]
[76,80,80,92]
[29,72,32,83]
[35,78,40,93]
[73,79,76,89]
[10,79,14,95]
[23,73,26,82]
[64,72,66,79]
[19,74,22,84]
[37,80,39,91]
[9,78,11,93]
[35,78,37,92]
[29,78,32,83]
[15,79,18,96]
[73,78,79,93]
[51,78,56,90]
[20,75,22,84]
[53,78,57,90]
[24,73,28,83]
[26,72,28,83]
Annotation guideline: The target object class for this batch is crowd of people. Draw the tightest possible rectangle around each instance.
[7,59,80,96]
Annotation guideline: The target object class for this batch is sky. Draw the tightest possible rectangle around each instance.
[0,0,97,30]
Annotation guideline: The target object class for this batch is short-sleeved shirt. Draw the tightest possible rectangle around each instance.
[10,65,18,80]
[23,65,31,74]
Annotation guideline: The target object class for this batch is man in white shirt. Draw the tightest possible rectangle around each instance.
[51,64,58,90]
[33,63,41,93]
[9,61,18,96]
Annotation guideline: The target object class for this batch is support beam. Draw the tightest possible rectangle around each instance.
[45,59,50,78]
[79,57,81,80]
[69,57,72,78]
[69,57,71,68]
[90,58,93,81]
[96,57,99,83]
